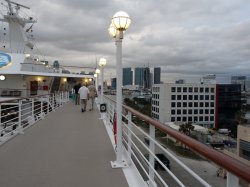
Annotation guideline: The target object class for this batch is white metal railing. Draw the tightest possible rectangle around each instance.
[103,95,250,187]
[0,88,50,98]
[0,92,69,145]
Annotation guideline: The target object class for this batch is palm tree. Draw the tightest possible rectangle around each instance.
[179,122,194,136]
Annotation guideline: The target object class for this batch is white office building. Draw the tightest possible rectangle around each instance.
[152,83,217,128]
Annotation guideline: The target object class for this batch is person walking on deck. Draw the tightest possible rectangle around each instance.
[73,83,81,105]
[78,83,89,112]
[88,83,97,111]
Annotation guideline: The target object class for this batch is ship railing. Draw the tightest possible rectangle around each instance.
[0,88,51,98]
[0,91,69,145]
[103,95,250,187]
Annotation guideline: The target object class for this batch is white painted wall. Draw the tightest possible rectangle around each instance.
[0,74,25,90]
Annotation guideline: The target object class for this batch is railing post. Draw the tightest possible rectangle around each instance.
[149,125,155,187]
[40,98,43,116]
[53,94,55,109]
[40,97,44,119]
[61,92,63,105]
[31,98,34,122]
[18,100,23,134]
[227,172,239,187]
[127,111,132,159]
[0,103,1,125]
[47,95,49,113]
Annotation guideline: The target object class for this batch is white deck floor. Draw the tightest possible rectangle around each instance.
[0,102,128,187]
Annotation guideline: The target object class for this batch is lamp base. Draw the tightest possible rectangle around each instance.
[111,160,128,168]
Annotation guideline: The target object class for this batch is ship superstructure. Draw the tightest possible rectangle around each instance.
[0,0,94,99]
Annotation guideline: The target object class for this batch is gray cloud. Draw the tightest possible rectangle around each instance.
[2,0,250,81]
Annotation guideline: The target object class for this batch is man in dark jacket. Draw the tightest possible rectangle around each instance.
[73,83,81,105]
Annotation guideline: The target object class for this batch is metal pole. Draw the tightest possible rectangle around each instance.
[101,67,104,104]
[127,111,132,159]
[95,77,98,93]
[149,125,155,187]
[115,30,123,164]
[18,100,23,134]
[227,172,239,187]
[31,98,34,121]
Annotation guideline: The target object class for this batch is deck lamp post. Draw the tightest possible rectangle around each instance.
[94,73,98,92]
[109,11,131,168]
[99,58,106,104]
[95,68,100,98]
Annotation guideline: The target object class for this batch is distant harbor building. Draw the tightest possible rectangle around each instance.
[152,83,216,128]
[123,68,132,86]
[153,67,161,84]
[135,67,144,87]
[231,76,246,91]
[175,79,185,84]
[201,74,216,84]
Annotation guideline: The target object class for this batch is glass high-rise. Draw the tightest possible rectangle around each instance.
[154,67,161,84]
[135,67,144,87]
[123,68,132,86]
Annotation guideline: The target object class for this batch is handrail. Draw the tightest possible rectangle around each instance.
[0,94,52,104]
[1,91,69,145]
[104,95,250,183]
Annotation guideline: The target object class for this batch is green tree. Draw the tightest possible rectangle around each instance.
[179,122,194,136]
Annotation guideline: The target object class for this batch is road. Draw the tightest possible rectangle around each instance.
[130,126,227,187]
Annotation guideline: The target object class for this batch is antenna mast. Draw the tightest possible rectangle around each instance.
[1,0,36,53]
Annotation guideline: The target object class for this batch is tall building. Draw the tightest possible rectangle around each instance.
[152,83,216,128]
[231,76,246,91]
[111,78,116,89]
[154,67,161,84]
[135,67,144,87]
[144,67,151,89]
[123,68,132,86]
[216,84,241,132]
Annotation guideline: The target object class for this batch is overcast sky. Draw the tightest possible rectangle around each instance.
[1,0,250,82]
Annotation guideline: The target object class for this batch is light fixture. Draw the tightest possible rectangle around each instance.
[25,54,30,58]
[108,23,117,38]
[89,78,92,81]
[95,69,100,74]
[112,11,131,31]
[0,75,5,80]
[63,78,67,82]
[99,58,107,67]
[94,73,97,77]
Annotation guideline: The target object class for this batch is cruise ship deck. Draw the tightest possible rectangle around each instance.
[0,93,250,187]
[0,102,128,187]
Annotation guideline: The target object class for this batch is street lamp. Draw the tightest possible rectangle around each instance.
[0,75,6,81]
[109,11,131,168]
[99,58,107,104]
[94,73,98,91]
[95,68,101,102]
